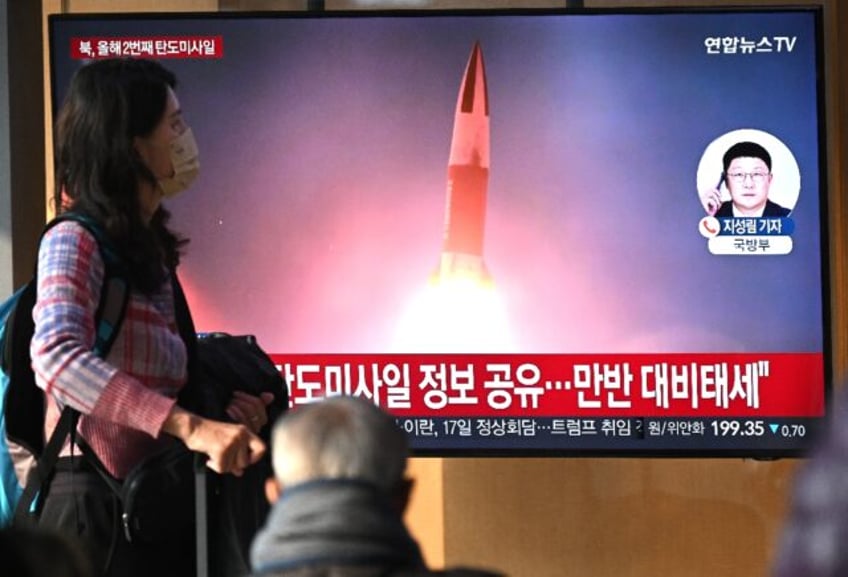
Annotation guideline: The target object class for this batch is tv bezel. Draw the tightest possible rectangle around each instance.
[47,5,832,459]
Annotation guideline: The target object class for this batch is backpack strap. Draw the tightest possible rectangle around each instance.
[11,212,129,525]
[13,404,79,525]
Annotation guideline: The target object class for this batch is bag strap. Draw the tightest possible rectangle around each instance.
[12,213,130,525]
[13,407,80,525]
[172,271,200,410]
[38,212,129,355]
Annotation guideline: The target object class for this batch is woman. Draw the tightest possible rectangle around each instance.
[31,58,271,576]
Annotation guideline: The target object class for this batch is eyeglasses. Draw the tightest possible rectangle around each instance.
[727,171,770,184]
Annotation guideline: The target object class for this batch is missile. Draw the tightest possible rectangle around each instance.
[434,41,491,284]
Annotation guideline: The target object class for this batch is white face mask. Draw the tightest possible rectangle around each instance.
[157,128,200,198]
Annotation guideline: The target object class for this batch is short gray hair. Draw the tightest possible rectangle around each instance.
[271,396,408,492]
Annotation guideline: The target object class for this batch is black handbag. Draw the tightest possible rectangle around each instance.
[118,443,196,544]
[83,440,196,544]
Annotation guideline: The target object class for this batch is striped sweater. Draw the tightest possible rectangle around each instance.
[31,220,186,478]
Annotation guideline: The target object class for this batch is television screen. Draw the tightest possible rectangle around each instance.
[48,7,829,457]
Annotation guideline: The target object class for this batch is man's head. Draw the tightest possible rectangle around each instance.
[722,141,774,216]
[267,396,411,509]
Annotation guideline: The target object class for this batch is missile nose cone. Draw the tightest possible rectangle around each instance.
[459,41,489,117]
[449,42,490,169]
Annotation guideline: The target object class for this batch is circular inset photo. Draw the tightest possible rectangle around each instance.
[696,129,800,218]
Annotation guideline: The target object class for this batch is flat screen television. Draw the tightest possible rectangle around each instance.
[48,6,830,457]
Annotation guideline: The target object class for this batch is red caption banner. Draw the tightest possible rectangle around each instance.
[269,352,825,418]
[70,36,223,60]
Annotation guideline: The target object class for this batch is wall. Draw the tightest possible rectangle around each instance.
[2,1,45,291]
[23,1,848,576]
[1,0,10,295]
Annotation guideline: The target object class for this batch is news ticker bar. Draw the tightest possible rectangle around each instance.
[399,416,823,452]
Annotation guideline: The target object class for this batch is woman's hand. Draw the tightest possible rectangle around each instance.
[163,406,266,476]
[226,391,276,434]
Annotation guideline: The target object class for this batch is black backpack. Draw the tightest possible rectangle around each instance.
[0,212,129,527]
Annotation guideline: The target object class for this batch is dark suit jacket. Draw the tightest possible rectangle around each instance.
[715,199,791,217]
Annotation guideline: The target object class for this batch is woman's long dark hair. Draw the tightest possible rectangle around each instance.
[54,58,188,294]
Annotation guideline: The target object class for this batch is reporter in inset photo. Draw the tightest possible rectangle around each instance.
[725,141,790,217]
[699,130,798,218]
